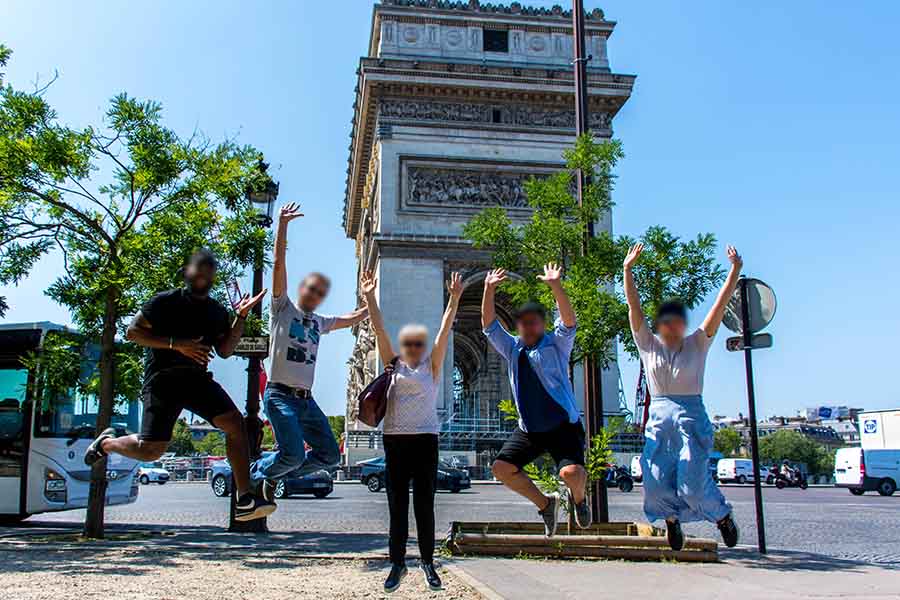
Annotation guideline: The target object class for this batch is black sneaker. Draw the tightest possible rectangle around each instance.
[384,563,407,593]
[421,562,442,591]
[666,519,685,551]
[538,493,559,537]
[717,513,739,548]
[261,479,278,503]
[234,493,277,521]
[568,489,592,529]
[84,427,117,466]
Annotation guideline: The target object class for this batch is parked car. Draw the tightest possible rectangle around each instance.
[210,455,333,499]
[834,447,898,496]
[357,456,471,493]
[138,462,170,485]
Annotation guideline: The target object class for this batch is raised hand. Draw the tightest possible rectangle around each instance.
[447,271,463,299]
[623,243,643,270]
[484,268,508,289]
[235,289,267,318]
[174,337,213,366]
[726,245,743,269]
[537,262,563,286]
[278,202,304,224]
[360,271,377,296]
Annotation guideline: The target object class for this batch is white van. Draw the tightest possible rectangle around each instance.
[630,456,642,482]
[717,458,757,484]
[834,447,898,496]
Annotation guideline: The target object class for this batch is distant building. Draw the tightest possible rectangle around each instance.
[733,416,844,450]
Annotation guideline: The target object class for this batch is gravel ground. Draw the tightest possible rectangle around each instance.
[0,548,481,600]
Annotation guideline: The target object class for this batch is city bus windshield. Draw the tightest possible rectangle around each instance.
[30,330,140,438]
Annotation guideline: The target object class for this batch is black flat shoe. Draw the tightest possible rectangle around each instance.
[384,563,407,593]
[666,519,684,551]
[421,562,442,591]
[717,513,740,548]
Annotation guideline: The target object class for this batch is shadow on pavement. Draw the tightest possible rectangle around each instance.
[0,521,398,572]
[722,548,900,572]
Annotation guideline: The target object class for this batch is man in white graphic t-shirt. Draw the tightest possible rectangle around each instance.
[250,202,368,501]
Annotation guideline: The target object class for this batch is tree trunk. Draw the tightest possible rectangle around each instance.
[83,286,119,539]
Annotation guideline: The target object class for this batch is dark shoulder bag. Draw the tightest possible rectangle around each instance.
[356,357,399,428]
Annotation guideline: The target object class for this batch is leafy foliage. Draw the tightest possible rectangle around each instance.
[261,422,276,450]
[195,432,227,456]
[758,429,835,475]
[167,419,195,456]
[714,427,743,457]
[0,45,271,536]
[328,415,345,444]
[463,134,724,363]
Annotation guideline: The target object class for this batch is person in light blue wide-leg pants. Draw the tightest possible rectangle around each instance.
[623,242,745,549]
[640,395,731,524]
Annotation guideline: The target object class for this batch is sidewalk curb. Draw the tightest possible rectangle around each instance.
[444,561,506,600]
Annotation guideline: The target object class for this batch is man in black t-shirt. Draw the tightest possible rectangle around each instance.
[83,250,275,522]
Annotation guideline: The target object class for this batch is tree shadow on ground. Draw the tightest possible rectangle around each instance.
[722,548,900,573]
[0,521,410,577]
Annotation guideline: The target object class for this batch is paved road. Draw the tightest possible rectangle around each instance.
[20,482,900,566]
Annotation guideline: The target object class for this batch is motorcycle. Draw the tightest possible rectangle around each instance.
[774,471,808,490]
[604,465,635,493]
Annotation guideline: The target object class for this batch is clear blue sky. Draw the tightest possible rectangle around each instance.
[2,1,898,420]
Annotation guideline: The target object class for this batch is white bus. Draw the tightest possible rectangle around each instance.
[0,322,141,523]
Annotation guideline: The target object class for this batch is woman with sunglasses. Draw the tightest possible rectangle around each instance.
[624,243,743,551]
[361,269,463,593]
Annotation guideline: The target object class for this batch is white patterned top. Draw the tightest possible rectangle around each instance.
[383,354,440,435]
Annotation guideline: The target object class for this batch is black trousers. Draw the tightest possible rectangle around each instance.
[383,433,438,566]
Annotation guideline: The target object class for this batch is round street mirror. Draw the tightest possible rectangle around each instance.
[723,277,777,334]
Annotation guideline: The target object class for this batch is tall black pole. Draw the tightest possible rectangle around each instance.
[229,236,268,533]
[572,0,608,524]
[740,276,766,553]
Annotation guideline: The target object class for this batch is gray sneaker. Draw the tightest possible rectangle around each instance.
[569,490,592,529]
[538,493,560,537]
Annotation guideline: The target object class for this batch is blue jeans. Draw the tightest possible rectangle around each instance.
[250,385,340,483]
[640,395,732,524]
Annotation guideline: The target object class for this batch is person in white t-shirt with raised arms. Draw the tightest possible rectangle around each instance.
[624,242,743,552]
[250,202,368,502]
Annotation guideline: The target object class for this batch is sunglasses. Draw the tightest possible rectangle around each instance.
[401,340,425,349]
[306,286,327,298]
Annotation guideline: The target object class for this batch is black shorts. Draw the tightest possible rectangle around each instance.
[495,421,586,471]
[140,370,238,441]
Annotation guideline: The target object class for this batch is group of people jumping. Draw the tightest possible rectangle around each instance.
[84,200,743,593]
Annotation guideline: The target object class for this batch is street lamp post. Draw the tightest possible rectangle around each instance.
[228,158,279,533]
[571,0,609,524]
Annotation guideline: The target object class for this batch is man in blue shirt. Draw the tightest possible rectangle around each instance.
[482,263,589,537]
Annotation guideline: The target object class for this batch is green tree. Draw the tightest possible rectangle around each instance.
[328,415,345,444]
[195,432,227,456]
[759,429,832,475]
[167,419,195,456]
[261,423,276,450]
[714,428,743,457]
[0,45,271,537]
[463,135,725,370]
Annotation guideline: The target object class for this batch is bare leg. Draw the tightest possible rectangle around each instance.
[213,411,252,497]
[101,435,167,462]
[492,460,549,509]
[560,464,587,503]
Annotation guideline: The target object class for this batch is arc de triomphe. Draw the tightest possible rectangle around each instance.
[342,0,634,462]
